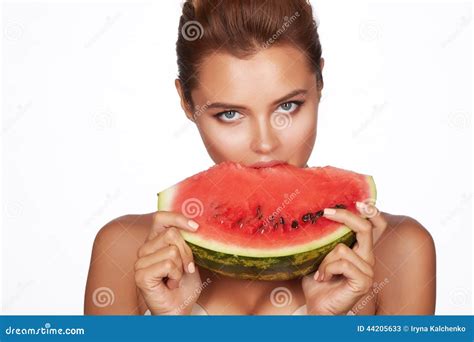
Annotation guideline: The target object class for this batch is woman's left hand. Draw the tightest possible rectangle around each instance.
[302,201,388,315]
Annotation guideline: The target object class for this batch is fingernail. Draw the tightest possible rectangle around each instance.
[188,220,199,230]
[314,270,320,281]
[323,208,336,216]
[187,262,195,273]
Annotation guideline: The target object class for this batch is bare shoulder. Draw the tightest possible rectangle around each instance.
[373,212,436,314]
[376,212,436,252]
[93,213,153,253]
[84,213,154,315]
[90,212,155,280]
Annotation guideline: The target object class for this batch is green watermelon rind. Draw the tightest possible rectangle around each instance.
[157,185,176,212]
[187,230,357,281]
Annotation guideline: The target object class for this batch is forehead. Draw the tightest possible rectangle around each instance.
[194,45,315,103]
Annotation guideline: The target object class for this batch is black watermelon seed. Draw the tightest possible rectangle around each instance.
[291,220,299,229]
[311,210,324,224]
[334,204,347,209]
[256,206,263,219]
[302,213,312,222]
[279,217,285,225]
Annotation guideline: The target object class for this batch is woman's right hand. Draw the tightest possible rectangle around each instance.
[134,211,203,315]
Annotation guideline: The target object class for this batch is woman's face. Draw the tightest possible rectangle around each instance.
[176,44,324,168]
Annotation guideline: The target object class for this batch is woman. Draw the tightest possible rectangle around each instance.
[84,0,436,315]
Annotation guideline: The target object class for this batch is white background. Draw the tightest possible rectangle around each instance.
[1,0,472,314]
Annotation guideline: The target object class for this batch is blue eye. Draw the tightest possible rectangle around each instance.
[276,101,303,113]
[215,110,243,122]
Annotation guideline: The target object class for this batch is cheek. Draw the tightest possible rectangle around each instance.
[197,118,251,157]
[282,110,317,148]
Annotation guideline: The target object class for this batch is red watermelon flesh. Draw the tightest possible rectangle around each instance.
[157,161,376,280]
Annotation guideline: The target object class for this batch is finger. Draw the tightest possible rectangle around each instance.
[323,207,374,264]
[355,201,379,219]
[149,211,199,240]
[135,259,183,292]
[159,259,183,290]
[320,259,373,293]
[167,278,180,290]
[315,243,374,281]
[356,202,388,244]
[135,245,183,272]
[138,227,195,274]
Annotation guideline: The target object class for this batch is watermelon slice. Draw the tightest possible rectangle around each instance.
[157,162,376,281]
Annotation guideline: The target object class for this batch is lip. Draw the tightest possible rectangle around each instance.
[248,160,287,168]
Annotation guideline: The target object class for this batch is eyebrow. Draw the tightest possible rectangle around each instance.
[204,89,308,111]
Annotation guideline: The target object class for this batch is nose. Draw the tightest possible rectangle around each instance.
[250,116,280,155]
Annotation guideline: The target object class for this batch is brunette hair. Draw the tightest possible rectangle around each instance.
[177,0,323,107]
